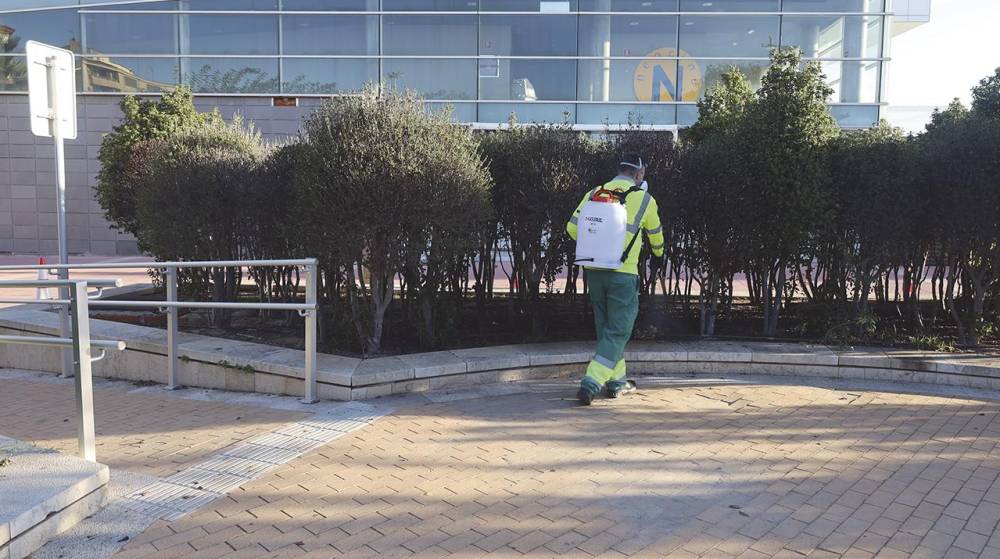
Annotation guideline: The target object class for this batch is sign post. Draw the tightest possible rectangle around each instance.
[27,41,77,378]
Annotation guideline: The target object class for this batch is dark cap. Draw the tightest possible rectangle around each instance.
[619,153,645,170]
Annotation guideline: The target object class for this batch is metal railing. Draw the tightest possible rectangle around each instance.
[0,279,128,462]
[0,259,320,403]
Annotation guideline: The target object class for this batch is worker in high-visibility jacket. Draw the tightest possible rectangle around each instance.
[567,153,665,405]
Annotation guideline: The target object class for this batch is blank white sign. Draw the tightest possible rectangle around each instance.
[26,40,77,139]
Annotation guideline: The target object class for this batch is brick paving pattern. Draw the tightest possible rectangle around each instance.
[0,377,306,477]
[113,380,1000,558]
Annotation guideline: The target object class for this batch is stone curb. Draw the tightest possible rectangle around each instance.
[2,307,1000,401]
[0,439,109,559]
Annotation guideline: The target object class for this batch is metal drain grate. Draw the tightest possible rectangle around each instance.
[273,423,345,443]
[299,417,369,433]
[166,468,251,494]
[195,455,277,479]
[123,482,220,520]
[222,443,304,465]
[249,432,325,452]
[119,403,390,522]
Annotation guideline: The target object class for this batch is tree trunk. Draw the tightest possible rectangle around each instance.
[771,267,784,337]
[944,260,968,345]
[366,265,395,355]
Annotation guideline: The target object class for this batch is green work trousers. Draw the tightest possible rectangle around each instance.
[580,269,639,396]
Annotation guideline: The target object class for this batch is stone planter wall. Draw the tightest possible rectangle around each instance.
[2,306,1000,401]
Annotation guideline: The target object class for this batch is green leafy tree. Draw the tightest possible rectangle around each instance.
[971,67,1000,118]
[0,31,26,91]
[738,48,839,336]
[684,67,755,145]
[295,88,491,354]
[96,87,219,235]
[671,68,755,335]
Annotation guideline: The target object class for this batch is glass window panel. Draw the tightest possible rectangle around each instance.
[183,57,279,93]
[281,0,373,9]
[383,16,476,55]
[85,14,177,55]
[686,58,768,99]
[829,105,879,128]
[0,55,27,92]
[782,0,884,12]
[480,15,576,57]
[282,58,376,93]
[2,1,84,9]
[578,1,678,11]
[426,101,477,122]
[676,103,698,125]
[579,59,690,102]
[862,16,882,58]
[282,15,376,55]
[814,60,879,103]
[578,15,678,57]
[479,59,575,101]
[577,103,676,125]
[186,15,278,55]
[86,1,177,10]
[480,0,578,11]
[478,102,575,124]
[182,0,278,9]
[382,0,478,10]
[678,16,778,58]
[0,9,79,53]
[383,58,476,100]
[680,0,779,11]
[781,16,881,59]
[82,56,178,92]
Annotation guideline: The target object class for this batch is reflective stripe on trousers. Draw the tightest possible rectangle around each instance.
[581,269,640,394]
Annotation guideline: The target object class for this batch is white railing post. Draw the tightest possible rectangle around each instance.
[58,269,73,378]
[165,267,180,390]
[303,260,318,404]
[68,280,96,462]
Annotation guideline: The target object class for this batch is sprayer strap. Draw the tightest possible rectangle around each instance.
[620,187,649,263]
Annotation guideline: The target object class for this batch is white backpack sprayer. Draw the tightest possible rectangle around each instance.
[573,181,647,270]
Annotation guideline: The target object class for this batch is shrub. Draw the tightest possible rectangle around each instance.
[246,142,307,308]
[738,48,839,336]
[920,100,1000,346]
[480,120,597,337]
[295,89,491,354]
[671,68,755,335]
[96,87,219,235]
[133,116,268,319]
[821,123,919,327]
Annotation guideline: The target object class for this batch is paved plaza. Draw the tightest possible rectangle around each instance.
[4,370,1000,558]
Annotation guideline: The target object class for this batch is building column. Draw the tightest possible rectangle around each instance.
[577,0,611,102]
[178,0,191,82]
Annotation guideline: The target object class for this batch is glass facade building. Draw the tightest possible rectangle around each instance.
[1,0,890,127]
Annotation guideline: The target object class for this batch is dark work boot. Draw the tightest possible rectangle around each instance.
[577,377,602,406]
[606,379,637,399]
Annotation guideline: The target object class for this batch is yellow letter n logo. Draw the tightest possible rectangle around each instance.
[633,48,703,103]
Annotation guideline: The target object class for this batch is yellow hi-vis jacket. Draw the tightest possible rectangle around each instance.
[566,177,665,276]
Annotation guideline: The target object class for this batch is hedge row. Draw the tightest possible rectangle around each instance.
[96,49,1000,353]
